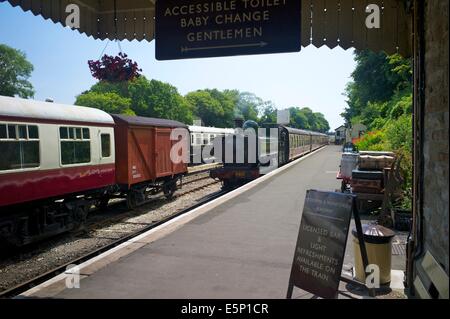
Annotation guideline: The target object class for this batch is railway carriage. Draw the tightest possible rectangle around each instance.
[188,125,235,164]
[0,97,190,246]
[0,96,116,245]
[281,127,314,164]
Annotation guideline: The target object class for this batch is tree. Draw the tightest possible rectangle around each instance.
[186,90,224,127]
[234,92,263,122]
[259,102,277,125]
[341,50,412,127]
[0,44,34,98]
[289,107,310,129]
[127,77,192,123]
[75,76,193,124]
[75,91,134,115]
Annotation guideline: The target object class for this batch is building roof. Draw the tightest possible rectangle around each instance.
[0,95,114,125]
[111,114,188,128]
[335,125,346,131]
[1,0,412,57]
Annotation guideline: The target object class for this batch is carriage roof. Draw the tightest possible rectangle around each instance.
[0,95,114,125]
[188,125,235,134]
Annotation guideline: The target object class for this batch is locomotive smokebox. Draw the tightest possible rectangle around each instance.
[234,117,244,129]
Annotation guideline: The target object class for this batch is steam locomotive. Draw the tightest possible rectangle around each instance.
[210,120,328,188]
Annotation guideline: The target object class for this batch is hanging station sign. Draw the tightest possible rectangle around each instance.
[155,0,301,60]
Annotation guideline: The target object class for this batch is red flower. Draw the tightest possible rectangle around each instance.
[88,53,142,82]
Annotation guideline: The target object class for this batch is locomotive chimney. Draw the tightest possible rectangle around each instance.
[234,117,244,129]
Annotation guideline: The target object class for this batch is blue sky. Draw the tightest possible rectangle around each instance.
[0,2,356,130]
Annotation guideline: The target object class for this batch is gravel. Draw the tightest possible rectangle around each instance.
[0,176,221,293]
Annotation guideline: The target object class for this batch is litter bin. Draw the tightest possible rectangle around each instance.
[352,224,395,285]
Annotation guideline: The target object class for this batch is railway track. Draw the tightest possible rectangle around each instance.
[0,173,225,298]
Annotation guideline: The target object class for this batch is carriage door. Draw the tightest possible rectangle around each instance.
[278,130,288,165]
[98,127,114,165]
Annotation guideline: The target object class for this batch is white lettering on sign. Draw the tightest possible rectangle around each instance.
[156,0,300,59]
[187,27,262,42]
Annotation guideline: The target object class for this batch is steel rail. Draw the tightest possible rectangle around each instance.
[0,189,228,299]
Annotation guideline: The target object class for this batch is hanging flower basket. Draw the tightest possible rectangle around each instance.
[88,53,142,82]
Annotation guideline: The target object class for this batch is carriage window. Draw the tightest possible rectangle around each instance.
[0,124,40,171]
[8,125,16,139]
[28,126,39,139]
[195,134,202,145]
[83,128,90,139]
[75,128,82,139]
[101,134,111,158]
[59,127,68,139]
[60,126,91,165]
[0,124,6,139]
[18,125,27,139]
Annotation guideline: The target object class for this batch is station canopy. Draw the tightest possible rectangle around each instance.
[1,0,412,57]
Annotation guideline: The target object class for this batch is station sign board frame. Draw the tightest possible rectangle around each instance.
[155,0,301,60]
[286,190,374,299]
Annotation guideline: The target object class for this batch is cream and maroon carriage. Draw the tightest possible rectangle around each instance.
[0,96,116,245]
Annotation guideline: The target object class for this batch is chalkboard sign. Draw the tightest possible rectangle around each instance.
[155,0,301,60]
[287,190,354,299]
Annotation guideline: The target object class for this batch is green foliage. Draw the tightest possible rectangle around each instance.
[75,92,134,115]
[75,76,193,124]
[341,50,412,127]
[0,44,34,98]
[128,77,193,123]
[258,105,330,133]
[76,76,330,130]
[384,114,413,153]
[234,91,263,122]
[185,90,224,127]
[289,107,310,129]
[259,102,277,125]
[345,50,413,195]
[354,131,387,151]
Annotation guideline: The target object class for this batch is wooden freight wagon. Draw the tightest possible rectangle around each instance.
[111,114,189,208]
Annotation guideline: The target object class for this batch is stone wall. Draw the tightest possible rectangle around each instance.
[422,0,449,274]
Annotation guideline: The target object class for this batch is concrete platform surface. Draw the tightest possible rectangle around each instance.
[22,146,405,299]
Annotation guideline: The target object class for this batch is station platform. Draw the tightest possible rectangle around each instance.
[20,146,405,299]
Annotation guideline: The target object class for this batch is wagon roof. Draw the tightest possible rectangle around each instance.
[112,114,188,128]
[0,95,114,125]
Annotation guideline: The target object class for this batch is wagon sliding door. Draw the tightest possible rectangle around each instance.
[154,128,174,177]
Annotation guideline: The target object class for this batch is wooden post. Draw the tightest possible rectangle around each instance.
[352,197,376,297]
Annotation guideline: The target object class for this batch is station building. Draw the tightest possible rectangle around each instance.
[1,0,448,298]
